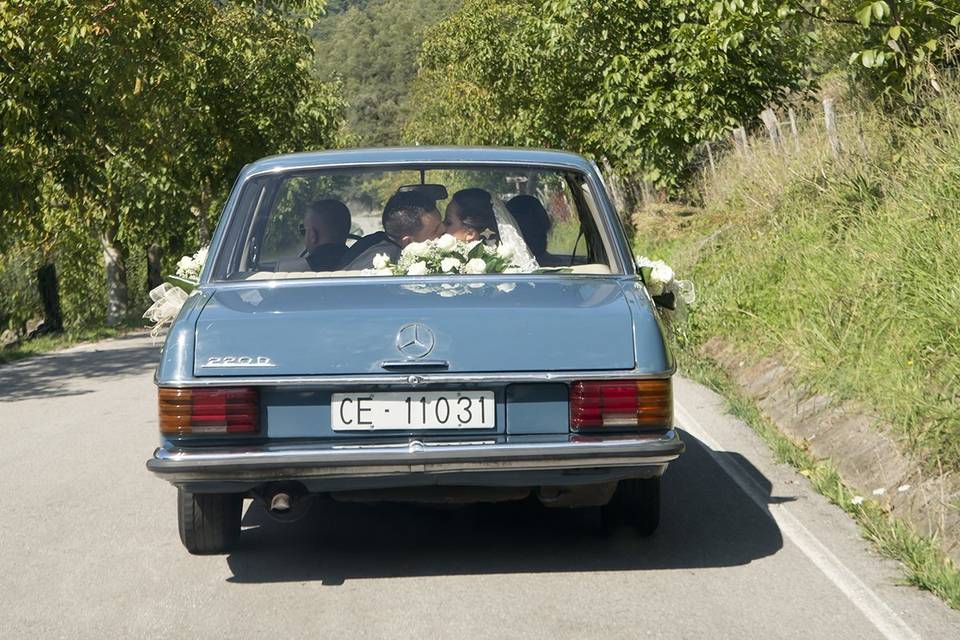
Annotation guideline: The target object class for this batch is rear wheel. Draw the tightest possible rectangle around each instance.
[602,476,661,536]
[177,488,242,554]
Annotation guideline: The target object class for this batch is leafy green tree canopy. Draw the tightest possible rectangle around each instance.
[405,0,812,186]
[795,1,959,102]
[1,1,344,324]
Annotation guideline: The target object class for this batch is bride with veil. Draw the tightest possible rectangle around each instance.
[442,188,540,273]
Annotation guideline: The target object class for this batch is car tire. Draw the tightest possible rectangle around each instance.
[602,476,661,536]
[177,488,242,555]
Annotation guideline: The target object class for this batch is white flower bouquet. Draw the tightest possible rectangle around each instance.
[143,245,209,337]
[166,245,208,292]
[636,256,696,308]
[366,234,517,276]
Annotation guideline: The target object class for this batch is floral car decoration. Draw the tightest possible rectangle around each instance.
[366,233,517,276]
[635,256,695,307]
[143,245,208,337]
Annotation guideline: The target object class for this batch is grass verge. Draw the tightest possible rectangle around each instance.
[680,350,960,609]
[635,84,960,474]
[0,321,147,366]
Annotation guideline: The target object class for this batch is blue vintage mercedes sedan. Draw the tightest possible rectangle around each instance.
[147,147,684,554]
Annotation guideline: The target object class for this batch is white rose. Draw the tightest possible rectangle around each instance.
[496,243,514,259]
[193,246,208,267]
[436,234,457,251]
[440,257,462,273]
[464,258,487,274]
[405,241,427,257]
[176,256,198,278]
[372,253,390,270]
[635,255,655,269]
[406,261,429,276]
[650,262,674,285]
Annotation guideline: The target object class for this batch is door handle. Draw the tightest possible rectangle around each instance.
[380,359,450,371]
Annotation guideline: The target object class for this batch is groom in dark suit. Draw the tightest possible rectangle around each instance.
[342,191,445,270]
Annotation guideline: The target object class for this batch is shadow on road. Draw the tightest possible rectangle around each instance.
[225,432,788,584]
[0,339,159,402]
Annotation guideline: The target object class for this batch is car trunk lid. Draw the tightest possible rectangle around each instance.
[193,278,635,376]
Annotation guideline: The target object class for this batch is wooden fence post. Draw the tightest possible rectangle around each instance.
[641,180,654,206]
[601,159,628,215]
[760,108,783,152]
[787,108,801,153]
[733,127,749,156]
[823,97,841,157]
[705,141,716,178]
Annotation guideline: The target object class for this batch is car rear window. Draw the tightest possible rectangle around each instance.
[214,165,617,281]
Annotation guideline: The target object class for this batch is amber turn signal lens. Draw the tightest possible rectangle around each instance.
[569,379,672,431]
[158,387,259,435]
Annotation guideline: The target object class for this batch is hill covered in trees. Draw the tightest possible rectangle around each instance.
[312,0,462,146]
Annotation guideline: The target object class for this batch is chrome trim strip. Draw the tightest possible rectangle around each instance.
[243,158,590,180]
[197,272,631,293]
[159,368,674,388]
[147,432,683,482]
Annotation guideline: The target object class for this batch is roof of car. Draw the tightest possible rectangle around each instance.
[242,146,596,177]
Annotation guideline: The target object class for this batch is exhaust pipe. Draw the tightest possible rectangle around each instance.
[258,482,312,522]
[269,491,292,514]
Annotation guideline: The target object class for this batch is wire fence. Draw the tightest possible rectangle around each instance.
[700,98,870,180]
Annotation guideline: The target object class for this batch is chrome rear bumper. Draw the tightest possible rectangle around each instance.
[147,431,684,483]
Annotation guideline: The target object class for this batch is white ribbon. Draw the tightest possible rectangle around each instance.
[142,283,189,339]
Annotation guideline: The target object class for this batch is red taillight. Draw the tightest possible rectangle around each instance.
[158,387,259,435]
[570,379,672,431]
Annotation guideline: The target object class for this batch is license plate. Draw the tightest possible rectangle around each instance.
[331,391,495,431]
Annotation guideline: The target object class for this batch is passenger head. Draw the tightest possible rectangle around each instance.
[382,191,444,246]
[506,195,550,258]
[445,188,500,244]
[303,199,351,251]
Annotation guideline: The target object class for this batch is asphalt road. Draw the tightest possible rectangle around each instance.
[1,334,957,639]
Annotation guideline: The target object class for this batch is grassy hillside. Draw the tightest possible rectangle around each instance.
[636,87,960,473]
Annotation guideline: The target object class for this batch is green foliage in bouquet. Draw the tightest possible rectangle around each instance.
[372,235,516,276]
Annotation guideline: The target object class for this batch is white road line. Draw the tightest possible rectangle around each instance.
[675,402,920,640]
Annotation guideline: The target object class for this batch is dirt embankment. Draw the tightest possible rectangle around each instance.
[701,337,960,565]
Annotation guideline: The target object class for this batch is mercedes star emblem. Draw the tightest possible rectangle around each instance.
[395,323,436,359]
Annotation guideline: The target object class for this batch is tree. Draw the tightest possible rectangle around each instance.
[795,1,959,102]
[405,0,812,187]
[312,0,462,146]
[1,1,344,326]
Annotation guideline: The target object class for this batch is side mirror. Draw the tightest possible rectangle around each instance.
[652,290,676,310]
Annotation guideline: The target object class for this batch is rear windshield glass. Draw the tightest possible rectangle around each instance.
[215,165,615,281]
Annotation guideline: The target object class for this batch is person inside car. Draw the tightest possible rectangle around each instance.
[506,194,564,266]
[341,190,445,270]
[277,199,351,272]
[444,188,501,245]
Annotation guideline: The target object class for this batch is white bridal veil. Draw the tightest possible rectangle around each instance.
[492,198,540,273]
